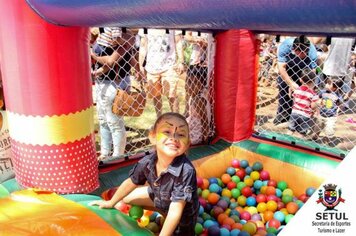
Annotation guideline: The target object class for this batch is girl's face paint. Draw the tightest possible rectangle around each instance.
[153,117,190,158]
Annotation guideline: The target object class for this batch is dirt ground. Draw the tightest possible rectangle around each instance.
[255,85,356,152]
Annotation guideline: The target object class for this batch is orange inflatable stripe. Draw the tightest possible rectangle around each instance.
[0,189,120,236]
[193,146,325,196]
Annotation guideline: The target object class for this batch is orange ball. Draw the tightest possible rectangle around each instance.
[207,193,220,205]
[231,222,243,230]
[222,217,236,226]
[265,186,276,196]
[217,213,229,225]
[260,186,267,194]
[221,174,232,184]
[263,210,274,222]
[202,179,210,189]
[286,202,299,214]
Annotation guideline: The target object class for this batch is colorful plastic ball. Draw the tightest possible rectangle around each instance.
[197,217,204,224]
[250,171,260,181]
[138,215,150,227]
[245,166,253,175]
[231,175,241,184]
[199,197,207,208]
[227,167,236,176]
[146,222,160,233]
[202,179,210,189]
[149,211,158,221]
[197,177,204,188]
[194,223,204,235]
[240,160,249,168]
[223,217,236,226]
[240,211,251,221]
[259,170,270,181]
[275,188,282,198]
[268,219,281,229]
[237,231,250,236]
[208,225,221,236]
[238,195,247,206]
[230,214,240,222]
[209,183,220,193]
[280,208,289,216]
[231,188,241,199]
[254,180,263,190]
[244,177,254,187]
[251,213,262,221]
[295,200,304,208]
[246,206,258,215]
[241,186,253,197]
[221,174,232,184]
[221,189,232,198]
[282,194,293,204]
[263,210,274,222]
[306,187,316,196]
[257,202,267,213]
[236,169,246,180]
[203,219,215,229]
[230,229,241,236]
[242,222,257,235]
[237,182,247,191]
[277,181,287,191]
[282,188,293,196]
[129,205,144,220]
[266,226,278,234]
[202,189,210,199]
[265,186,276,196]
[217,178,223,187]
[266,201,278,212]
[286,202,299,214]
[202,212,212,221]
[256,194,267,203]
[217,200,229,211]
[252,161,263,171]
[208,193,220,205]
[116,202,130,214]
[227,181,237,190]
[220,227,231,236]
[285,214,294,224]
[266,195,279,202]
[209,178,219,185]
[231,159,240,168]
[277,201,285,210]
[298,193,309,203]
[246,196,257,206]
[273,211,285,223]
[217,213,229,225]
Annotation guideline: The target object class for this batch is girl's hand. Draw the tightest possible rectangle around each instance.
[89,200,114,209]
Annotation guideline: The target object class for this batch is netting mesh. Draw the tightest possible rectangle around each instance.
[90,28,216,161]
[256,34,356,152]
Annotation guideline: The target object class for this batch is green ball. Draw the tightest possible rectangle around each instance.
[282,195,293,204]
[237,182,247,191]
[231,188,241,199]
[146,222,160,233]
[231,175,241,184]
[129,205,143,220]
[285,214,294,224]
[194,223,204,235]
[277,181,288,191]
[217,178,223,187]
[197,188,202,196]
[267,227,277,234]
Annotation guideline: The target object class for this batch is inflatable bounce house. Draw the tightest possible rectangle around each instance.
[0,0,355,235]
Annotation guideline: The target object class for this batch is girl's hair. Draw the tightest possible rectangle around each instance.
[152,112,189,132]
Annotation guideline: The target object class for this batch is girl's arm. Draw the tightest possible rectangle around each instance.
[89,178,137,208]
[159,201,186,236]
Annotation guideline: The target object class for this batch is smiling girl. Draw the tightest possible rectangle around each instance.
[90,112,199,236]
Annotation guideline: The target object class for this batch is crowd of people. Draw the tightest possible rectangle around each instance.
[258,35,356,146]
[90,27,214,162]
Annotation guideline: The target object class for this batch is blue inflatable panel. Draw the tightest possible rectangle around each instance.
[26,0,356,36]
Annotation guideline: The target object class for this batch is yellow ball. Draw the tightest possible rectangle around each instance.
[138,215,150,227]
[280,208,289,216]
[266,200,278,212]
[246,206,258,215]
[221,189,232,198]
[250,171,260,181]
[260,186,267,194]
[283,188,293,196]
[244,177,254,187]
[257,202,267,213]
[237,196,247,206]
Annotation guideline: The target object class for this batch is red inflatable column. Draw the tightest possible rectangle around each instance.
[0,1,98,193]
[214,30,259,142]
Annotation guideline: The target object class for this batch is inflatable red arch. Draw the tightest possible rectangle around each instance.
[0,0,355,193]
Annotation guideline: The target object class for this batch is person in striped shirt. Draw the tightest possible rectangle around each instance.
[288,69,319,138]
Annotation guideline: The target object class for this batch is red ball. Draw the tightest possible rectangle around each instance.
[267,179,277,187]
[236,169,246,180]
[268,219,281,229]
[256,194,267,203]
[231,159,240,168]
[298,193,309,203]
[197,177,204,188]
[227,181,237,190]
[221,224,232,231]
[241,186,253,197]
[277,201,285,210]
[199,197,207,208]
[266,195,279,202]
[260,170,270,181]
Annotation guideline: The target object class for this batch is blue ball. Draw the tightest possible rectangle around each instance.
[209,178,219,185]
[245,166,253,175]
[231,229,241,236]
[246,196,257,206]
[229,202,238,209]
[240,160,249,168]
[199,205,204,215]
[220,228,230,236]
[209,183,220,193]
[252,161,263,171]
[306,187,316,196]
[274,211,285,222]
[207,225,220,236]
[227,167,236,176]
[253,180,263,190]
[197,217,204,224]
[275,188,282,198]
[230,209,240,217]
[238,231,250,236]
[203,220,215,229]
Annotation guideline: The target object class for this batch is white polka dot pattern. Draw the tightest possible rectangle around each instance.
[11,134,99,194]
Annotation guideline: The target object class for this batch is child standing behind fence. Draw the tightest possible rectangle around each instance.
[288,69,319,138]
[313,79,343,142]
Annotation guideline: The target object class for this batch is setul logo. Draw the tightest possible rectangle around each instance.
[316,184,345,211]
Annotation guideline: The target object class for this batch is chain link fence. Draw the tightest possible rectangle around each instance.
[90,28,216,161]
[255,34,356,153]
